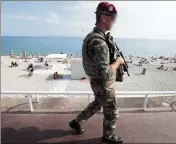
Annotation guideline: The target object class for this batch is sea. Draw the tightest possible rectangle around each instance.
[2,36,176,57]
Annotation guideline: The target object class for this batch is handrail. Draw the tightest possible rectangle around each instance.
[1,91,176,112]
[1,91,176,95]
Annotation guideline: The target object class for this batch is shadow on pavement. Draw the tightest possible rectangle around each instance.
[1,127,102,144]
[18,74,31,78]
[4,103,29,112]
[135,73,143,75]
[3,102,39,113]
[45,74,71,81]
[55,138,102,144]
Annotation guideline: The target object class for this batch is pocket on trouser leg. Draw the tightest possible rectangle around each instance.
[104,80,115,99]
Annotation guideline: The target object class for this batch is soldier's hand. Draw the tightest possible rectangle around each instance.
[110,56,124,71]
[116,56,124,64]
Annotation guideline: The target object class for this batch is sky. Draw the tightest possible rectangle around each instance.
[2,1,176,39]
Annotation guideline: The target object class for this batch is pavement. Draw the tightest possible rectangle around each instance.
[1,112,176,144]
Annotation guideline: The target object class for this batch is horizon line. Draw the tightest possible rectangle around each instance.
[2,35,176,40]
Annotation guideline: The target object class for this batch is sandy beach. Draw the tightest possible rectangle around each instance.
[1,55,176,92]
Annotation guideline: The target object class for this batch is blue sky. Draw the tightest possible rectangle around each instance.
[2,1,176,39]
[2,1,86,36]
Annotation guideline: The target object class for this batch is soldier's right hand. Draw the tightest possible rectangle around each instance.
[116,56,124,64]
[110,56,124,71]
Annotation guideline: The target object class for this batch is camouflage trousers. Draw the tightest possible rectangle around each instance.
[76,78,119,137]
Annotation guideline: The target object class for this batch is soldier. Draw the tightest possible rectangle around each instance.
[69,2,124,143]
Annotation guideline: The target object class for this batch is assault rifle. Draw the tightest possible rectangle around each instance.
[106,32,130,77]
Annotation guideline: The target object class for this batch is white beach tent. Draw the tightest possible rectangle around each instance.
[46,54,67,59]
[46,54,68,62]
[71,58,88,80]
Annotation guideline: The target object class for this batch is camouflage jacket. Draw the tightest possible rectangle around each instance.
[82,27,115,81]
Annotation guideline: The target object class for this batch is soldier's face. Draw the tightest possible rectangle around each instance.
[105,15,116,30]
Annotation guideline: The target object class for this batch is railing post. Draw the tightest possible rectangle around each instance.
[143,94,148,111]
[28,94,34,112]
[35,94,40,103]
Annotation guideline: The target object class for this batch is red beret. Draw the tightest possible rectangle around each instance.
[96,2,117,15]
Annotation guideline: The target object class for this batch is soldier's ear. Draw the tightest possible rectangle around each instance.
[100,14,106,22]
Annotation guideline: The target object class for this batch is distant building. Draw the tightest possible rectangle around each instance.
[71,58,88,80]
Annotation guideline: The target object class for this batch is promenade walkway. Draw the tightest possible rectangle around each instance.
[2,112,176,144]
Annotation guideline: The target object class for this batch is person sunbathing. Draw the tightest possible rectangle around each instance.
[14,62,18,66]
[55,72,59,78]
[11,61,14,67]
[157,64,164,70]
[164,67,168,71]
[53,72,63,79]
[11,61,18,67]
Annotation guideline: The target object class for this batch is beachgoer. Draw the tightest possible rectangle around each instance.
[53,71,59,79]
[161,64,164,70]
[40,57,44,62]
[69,2,124,143]
[29,67,34,76]
[11,61,14,67]
[142,68,147,75]
[28,63,33,71]
[55,72,58,78]
[45,61,49,66]
[11,61,18,67]
[157,64,164,70]
[9,50,14,57]
[165,67,168,71]
[14,62,18,66]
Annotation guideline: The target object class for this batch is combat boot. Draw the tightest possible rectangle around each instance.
[69,119,84,134]
[102,134,123,143]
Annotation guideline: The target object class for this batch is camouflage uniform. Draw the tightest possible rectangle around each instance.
[75,27,118,137]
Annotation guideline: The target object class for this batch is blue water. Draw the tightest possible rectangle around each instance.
[2,36,176,57]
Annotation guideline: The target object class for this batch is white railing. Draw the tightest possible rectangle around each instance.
[1,91,176,112]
